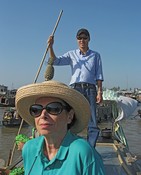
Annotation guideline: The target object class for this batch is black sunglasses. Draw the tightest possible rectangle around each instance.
[77,36,88,40]
[29,102,71,117]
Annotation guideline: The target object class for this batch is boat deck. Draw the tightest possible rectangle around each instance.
[96,139,141,175]
[96,144,127,175]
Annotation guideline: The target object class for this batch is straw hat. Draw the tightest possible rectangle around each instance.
[16,80,91,133]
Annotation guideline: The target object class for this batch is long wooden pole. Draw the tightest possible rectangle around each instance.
[34,10,63,83]
[8,10,63,166]
[8,119,24,166]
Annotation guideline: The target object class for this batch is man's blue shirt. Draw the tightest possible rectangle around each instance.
[53,49,104,85]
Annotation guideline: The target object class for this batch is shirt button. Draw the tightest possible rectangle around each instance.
[47,167,50,170]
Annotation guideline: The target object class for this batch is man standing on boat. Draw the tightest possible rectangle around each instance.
[47,28,104,147]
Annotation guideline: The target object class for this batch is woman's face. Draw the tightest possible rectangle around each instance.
[34,97,74,137]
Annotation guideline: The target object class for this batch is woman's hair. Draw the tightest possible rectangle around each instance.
[68,114,76,129]
[62,100,76,129]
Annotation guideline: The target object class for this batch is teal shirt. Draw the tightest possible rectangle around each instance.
[22,131,105,175]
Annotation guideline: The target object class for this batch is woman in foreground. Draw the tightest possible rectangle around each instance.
[15,80,105,175]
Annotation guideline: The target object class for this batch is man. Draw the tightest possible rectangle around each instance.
[47,28,104,147]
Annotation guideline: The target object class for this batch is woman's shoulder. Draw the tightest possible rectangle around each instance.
[70,136,94,153]
[69,136,102,163]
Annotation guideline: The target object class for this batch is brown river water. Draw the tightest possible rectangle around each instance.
[0,105,141,165]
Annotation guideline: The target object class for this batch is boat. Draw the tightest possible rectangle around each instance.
[77,89,141,175]
[91,98,141,175]
[2,117,23,127]
[1,82,141,174]
[2,108,28,127]
[7,99,140,175]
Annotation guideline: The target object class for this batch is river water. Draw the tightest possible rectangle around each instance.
[0,107,32,164]
[0,104,141,165]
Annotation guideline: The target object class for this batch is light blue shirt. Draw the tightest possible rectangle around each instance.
[53,49,104,85]
[22,131,105,175]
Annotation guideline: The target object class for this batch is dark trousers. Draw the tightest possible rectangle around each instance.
[70,83,99,147]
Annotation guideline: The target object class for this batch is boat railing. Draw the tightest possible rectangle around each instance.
[97,100,129,149]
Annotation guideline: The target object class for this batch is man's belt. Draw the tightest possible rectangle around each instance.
[72,83,96,89]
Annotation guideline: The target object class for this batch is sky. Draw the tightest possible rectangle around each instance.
[0,0,141,90]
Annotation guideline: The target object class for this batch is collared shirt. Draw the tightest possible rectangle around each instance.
[22,131,105,175]
[53,49,104,85]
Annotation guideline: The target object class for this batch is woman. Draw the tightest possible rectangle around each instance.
[16,80,105,175]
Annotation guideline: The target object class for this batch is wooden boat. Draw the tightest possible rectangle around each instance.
[1,91,141,174]
[2,117,26,127]
[2,108,28,127]
[92,100,141,175]
[2,100,140,175]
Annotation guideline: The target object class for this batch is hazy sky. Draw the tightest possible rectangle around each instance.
[0,0,141,90]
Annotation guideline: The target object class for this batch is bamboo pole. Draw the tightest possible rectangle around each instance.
[8,10,63,166]
[8,119,24,166]
[34,10,63,83]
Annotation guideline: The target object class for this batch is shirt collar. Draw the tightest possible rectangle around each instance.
[56,130,75,160]
[40,131,76,162]
[34,136,45,157]
[77,48,90,56]
[42,131,76,167]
